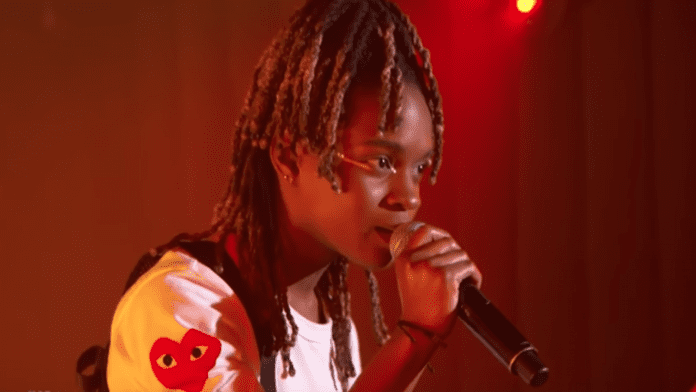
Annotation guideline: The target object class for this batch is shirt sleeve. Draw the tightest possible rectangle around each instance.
[107,251,263,392]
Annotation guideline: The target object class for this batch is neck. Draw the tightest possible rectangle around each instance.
[276,201,336,324]
[286,264,330,324]
[217,202,338,324]
[221,228,330,324]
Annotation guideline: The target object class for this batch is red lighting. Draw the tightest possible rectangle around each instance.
[517,0,537,13]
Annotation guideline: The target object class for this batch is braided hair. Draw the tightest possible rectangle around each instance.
[148,1,445,390]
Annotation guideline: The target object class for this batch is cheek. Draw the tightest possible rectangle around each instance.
[301,178,339,218]
[298,163,389,251]
[357,177,388,209]
[337,165,387,213]
[334,160,379,194]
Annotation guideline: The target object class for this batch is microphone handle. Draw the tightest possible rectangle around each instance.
[457,281,549,387]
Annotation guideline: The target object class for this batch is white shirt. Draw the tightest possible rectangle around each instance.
[106,249,361,392]
[278,300,361,391]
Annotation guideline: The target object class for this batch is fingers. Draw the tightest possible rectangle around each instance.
[455,261,483,290]
[399,223,483,289]
[425,248,469,267]
[409,236,460,261]
[410,247,483,290]
[431,255,483,290]
[405,224,451,250]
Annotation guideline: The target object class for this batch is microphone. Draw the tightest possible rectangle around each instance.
[390,222,549,387]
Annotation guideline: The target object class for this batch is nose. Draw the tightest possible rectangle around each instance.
[381,173,421,211]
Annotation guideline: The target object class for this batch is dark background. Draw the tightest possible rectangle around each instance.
[1,0,694,391]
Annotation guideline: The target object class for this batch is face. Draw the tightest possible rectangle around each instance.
[276,80,435,271]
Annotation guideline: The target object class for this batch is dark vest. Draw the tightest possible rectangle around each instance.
[75,235,277,392]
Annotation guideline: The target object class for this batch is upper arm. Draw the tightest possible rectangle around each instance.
[106,255,263,392]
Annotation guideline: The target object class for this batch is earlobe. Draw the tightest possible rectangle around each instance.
[270,134,299,182]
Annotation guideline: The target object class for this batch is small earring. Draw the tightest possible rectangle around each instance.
[283,174,293,183]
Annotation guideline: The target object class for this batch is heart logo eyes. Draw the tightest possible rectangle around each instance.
[149,329,222,392]
[190,346,207,361]
[154,346,207,369]
[156,353,178,369]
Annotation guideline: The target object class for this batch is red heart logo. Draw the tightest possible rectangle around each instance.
[150,329,222,392]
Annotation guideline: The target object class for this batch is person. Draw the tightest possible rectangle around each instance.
[105,0,482,391]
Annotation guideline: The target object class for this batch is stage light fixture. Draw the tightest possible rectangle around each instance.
[517,0,537,13]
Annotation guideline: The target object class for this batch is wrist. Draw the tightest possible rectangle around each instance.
[349,323,444,392]
[396,320,447,373]
[399,311,457,338]
[397,320,448,347]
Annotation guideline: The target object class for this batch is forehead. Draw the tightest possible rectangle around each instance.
[339,81,435,156]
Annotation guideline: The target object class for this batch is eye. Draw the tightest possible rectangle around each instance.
[378,156,392,169]
[156,353,178,369]
[190,345,208,361]
[417,160,433,175]
[367,156,395,174]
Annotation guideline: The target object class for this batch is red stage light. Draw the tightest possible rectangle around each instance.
[517,0,537,13]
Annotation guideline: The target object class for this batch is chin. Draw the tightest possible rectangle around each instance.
[348,246,394,272]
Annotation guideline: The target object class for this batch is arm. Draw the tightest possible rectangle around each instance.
[349,326,439,392]
[351,222,483,392]
[107,251,266,392]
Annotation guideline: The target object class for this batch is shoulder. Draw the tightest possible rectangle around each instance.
[107,250,261,391]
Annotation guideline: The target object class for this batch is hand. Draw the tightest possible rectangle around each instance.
[393,222,482,338]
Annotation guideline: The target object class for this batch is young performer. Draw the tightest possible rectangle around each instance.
[106,0,482,391]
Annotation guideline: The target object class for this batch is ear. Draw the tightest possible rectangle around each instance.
[269,133,299,181]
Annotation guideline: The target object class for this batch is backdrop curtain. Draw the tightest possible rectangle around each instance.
[1,0,693,391]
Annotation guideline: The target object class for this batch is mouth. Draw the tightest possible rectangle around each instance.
[374,227,394,244]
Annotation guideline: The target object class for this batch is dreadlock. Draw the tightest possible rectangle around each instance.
[145,0,445,390]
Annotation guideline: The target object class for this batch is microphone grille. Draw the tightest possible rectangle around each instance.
[389,221,425,258]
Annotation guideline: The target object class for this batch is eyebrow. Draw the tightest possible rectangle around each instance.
[362,139,435,159]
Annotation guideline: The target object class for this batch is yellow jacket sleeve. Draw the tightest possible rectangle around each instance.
[106,250,262,392]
